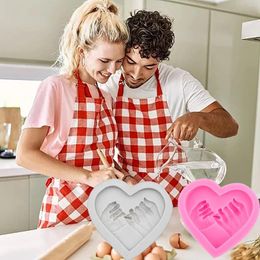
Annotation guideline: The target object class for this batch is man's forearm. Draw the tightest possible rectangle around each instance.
[197,108,238,138]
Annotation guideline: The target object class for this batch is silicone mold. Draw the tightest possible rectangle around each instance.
[178,179,259,257]
[87,179,172,260]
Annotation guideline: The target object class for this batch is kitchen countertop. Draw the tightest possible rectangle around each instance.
[0,208,259,260]
[0,158,35,177]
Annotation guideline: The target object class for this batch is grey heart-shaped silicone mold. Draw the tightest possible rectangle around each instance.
[87,179,172,260]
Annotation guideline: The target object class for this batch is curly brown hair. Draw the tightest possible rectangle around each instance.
[126,10,175,61]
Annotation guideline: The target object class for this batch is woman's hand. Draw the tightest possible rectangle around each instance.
[124,175,138,185]
[83,167,124,187]
[113,159,138,185]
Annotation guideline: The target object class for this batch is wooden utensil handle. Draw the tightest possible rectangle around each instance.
[97,149,110,167]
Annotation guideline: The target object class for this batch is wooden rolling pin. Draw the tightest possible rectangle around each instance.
[39,222,94,260]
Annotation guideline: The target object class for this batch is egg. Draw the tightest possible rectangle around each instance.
[142,245,152,256]
[96,241,112,257]
[133,253,143,260]
[111,248,122,260]
[144,253,161,260]
[151,246,167,260]
[169,233,189,249]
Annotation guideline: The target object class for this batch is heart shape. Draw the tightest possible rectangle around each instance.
[87,179,172,259]
[178,179,259,257]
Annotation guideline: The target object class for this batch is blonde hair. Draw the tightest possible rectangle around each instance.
[57,0,129,77]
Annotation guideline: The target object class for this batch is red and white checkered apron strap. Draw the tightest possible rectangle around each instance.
[155,69,162,96]
[74,69,86,102]
[74,69,104,99]
[117,74,125,96]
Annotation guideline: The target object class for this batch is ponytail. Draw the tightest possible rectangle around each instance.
[56,0,128,77]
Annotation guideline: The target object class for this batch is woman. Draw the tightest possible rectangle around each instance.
[16,0,128,228]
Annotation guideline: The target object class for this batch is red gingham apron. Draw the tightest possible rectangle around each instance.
[38,71,117,228]
[114,69,187,206]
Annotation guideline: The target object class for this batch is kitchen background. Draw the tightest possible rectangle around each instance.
[0,0,259,234]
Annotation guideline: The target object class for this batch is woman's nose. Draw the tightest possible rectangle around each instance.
[107,63,116,74]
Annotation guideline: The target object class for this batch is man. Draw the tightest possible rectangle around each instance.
[101,10,238,206]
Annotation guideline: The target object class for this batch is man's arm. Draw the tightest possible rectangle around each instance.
[166,101,239,140]
[198,101,239,137]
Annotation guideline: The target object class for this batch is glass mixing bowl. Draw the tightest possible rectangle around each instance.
[155,138,226,184]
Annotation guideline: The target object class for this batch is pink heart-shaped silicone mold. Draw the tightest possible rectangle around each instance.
[178,179,259,257]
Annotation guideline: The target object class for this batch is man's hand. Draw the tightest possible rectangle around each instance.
[166,112,200,141]
[166,102,238,140]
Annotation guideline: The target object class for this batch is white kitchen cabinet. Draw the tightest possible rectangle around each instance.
[205,11,260,186]
[0,0,85,62]
[0,0,123,63]
[29,175,48,230]
[0,173,47,234]
[0,176,29,235]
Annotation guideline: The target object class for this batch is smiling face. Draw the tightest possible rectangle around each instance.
[122,48,160,89]
[79,39,125,85]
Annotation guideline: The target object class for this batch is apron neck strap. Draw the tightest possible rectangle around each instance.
[155,68,162,96]
[74,69,104,100]
[117,68,162,97]
[117,74,125,97]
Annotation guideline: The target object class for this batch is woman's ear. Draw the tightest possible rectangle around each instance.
[77,47,86,67]
[77,46,84,56]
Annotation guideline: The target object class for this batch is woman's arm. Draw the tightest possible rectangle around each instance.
[16,127,121,187]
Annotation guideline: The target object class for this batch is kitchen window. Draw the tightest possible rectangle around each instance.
[0,64,56,151]
[0,79,40,118]
[0,63,57,117]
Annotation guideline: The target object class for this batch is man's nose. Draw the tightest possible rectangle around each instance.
[131,67,142,80]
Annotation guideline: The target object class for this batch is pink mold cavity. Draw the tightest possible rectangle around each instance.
[178,179,259,257]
